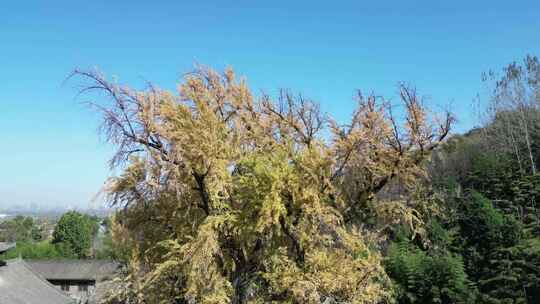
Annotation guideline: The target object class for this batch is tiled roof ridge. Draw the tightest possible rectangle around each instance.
[12,259,74,301]
[25,259,120,281]
[25,258,115,263]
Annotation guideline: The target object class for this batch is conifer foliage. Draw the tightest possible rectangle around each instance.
[75,66,452,303]
[386,232,473,304]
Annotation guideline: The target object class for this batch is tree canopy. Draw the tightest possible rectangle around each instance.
[0,215,42,243]
[52,211,99,258]
[70,57,540,303]
[74,66,452,303]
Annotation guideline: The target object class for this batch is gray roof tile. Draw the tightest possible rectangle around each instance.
[26,260,120,281]
[0,259,73,304]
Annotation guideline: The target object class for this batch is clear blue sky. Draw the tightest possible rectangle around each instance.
[1,0,540,209]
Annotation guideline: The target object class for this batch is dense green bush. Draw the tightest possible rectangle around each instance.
[386,227,475,304]
[0,241,63,259]
[454,192,527,303]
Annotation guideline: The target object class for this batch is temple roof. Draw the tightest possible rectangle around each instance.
[26,259,120,281]
[0,259,73,304]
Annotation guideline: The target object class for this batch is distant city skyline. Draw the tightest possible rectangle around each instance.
[0,201,109,212]
[2,1,540,208]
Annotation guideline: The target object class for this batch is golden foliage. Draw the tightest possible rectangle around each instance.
[74,66,452,304]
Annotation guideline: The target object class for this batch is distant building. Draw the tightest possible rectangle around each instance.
[26,260,120,304]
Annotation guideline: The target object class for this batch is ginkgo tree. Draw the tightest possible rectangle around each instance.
[74,66,453,304]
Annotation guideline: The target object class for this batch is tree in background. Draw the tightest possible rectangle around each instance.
[0,215,42,243]
[52,211,99,259]
[427,126,540,303]
[95,215,133,262]
[386,224,475,304]
[481,55,540,175]
[74,66,452,303]
[454,192,526,303]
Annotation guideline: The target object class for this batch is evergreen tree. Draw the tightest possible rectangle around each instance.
[386,225,476,304]
[456,192,539,303]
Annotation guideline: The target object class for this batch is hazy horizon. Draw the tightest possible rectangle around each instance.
[2,1,540,208]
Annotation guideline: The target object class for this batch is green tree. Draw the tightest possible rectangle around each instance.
[431,137,540,303]
[424,55,540,304]
[456,192,539,303]
[52,211,97,258]
[0,216,42,242]
[386,232,475,304]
